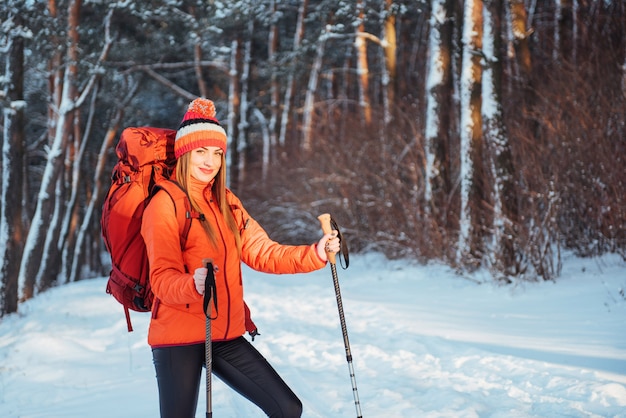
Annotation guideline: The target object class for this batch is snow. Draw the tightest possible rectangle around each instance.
[1,252,625,418]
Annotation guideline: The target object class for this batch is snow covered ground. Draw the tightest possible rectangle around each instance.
[0,252,625,417]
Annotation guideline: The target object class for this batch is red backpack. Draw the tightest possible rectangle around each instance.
[101,126,258,337]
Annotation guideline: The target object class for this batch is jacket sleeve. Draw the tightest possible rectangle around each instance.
[228,192,327,274]
[141,190,201,305]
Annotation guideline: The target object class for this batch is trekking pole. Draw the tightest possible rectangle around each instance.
[203,259,218,418]
[318,214,363,418]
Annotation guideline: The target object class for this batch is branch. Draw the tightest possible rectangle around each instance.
[356,31,383,47]
[142,67,197,101]
[113,60,230,75]
[74,10,115,109]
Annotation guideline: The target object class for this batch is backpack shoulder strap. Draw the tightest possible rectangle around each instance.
[154,179,203,252]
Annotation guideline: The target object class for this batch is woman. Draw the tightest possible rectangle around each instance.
[141,98,340,418]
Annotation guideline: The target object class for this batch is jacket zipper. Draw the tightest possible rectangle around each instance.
[208,199,232,340]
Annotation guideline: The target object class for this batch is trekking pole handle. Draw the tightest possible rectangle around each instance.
[317,213,337,265]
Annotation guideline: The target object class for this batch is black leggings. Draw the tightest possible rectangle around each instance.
[152,337,302,418]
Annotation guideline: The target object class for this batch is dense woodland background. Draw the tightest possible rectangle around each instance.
[1,0,624,316]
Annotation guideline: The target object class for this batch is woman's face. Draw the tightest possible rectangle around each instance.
[189,146,223,183]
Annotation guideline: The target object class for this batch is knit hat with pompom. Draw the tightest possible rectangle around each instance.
[174,98,227,158]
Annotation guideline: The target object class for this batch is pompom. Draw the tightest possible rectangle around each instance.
[187,98,216,119]
[175,97,227,158]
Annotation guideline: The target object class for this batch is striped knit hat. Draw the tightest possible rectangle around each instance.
[174,98,227,158]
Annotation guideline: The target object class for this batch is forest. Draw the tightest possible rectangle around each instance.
[1,0,624,316]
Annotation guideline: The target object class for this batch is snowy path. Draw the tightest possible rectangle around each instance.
[0,253,625,417]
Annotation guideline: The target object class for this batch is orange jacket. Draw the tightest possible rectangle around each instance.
[141,177,326,347]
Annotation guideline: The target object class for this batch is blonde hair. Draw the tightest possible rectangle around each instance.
[175,152,242,255]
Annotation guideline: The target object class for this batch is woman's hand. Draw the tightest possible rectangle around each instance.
[316,230,340,262]
[193,267,208,295]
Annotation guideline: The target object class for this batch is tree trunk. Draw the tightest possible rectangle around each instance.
[268,0,280,161]
[70,105,126,283]
[378,0,398,169]
[483,0,520,277]
[457,0,484,268]
[19,0,90,298]
[382,0,397,115]
[424,0,454,216]
[252,108,271,181]
[507,0,533,80]
[227,38,242,190]
[59,86,98,283]
[302,28,327,152]
[558,0,574,63]
[236,18,254,193]
[189,5,209,99]
[279,0,309,148]
[621,1,626,100]
[355,0,372,126]
[36,176,65,291]
[1,13,26,315]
